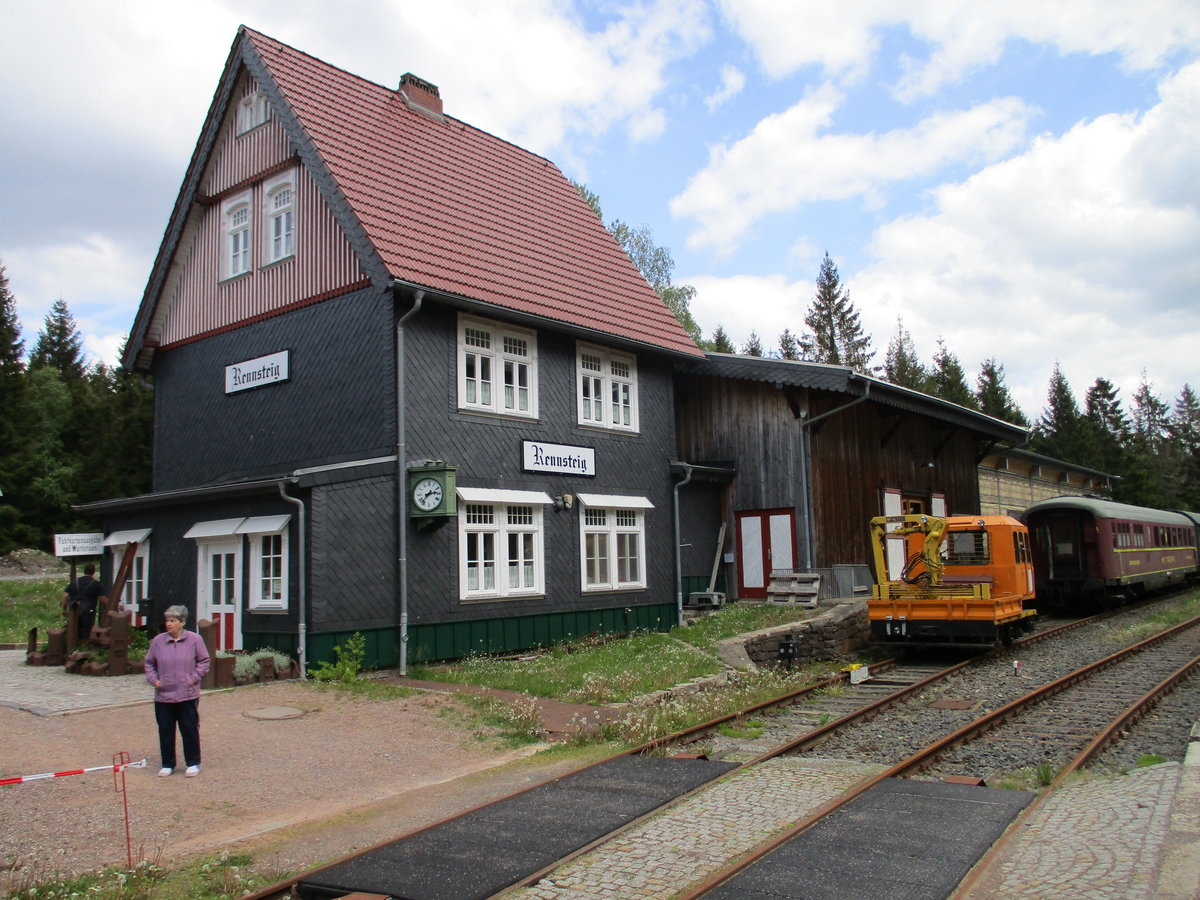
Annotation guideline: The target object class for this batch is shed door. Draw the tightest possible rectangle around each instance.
[736,509,796,599]
[197,539,242,650]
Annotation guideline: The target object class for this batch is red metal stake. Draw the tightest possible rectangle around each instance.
[113,751,134,869]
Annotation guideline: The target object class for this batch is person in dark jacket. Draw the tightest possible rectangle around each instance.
[61,563,107,642]
[144,605,210,777]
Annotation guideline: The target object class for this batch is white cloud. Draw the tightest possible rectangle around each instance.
[852,62,1200,416]
[671,90,1032,254]
[704,65,746,110]
[720,0,1200,97]
[686,273,809,349]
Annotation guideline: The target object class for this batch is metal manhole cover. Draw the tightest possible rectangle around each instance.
[243,706,307,720]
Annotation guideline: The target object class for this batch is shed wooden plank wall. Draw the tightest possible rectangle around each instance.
[675,375,983,571]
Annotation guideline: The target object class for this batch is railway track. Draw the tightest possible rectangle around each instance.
[240,599,1198,900]
[678,612,1200,899]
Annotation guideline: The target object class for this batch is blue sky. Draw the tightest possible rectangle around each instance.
[3,0,1198,421]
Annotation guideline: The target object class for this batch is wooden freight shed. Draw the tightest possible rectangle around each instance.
[672,354,1031,601]
[76,28,704,671]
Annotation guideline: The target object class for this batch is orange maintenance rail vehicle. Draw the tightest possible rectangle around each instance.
[868,514,1038,645]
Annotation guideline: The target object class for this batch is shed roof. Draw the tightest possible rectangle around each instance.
[124,27,702,368]
[681,353,1031,443]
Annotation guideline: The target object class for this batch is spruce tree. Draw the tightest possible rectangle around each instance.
[1170,384,1200,508]
[29,298,86,380]
[927,338,978,409]
[1121,374,1177,506]
[743,331,764,357]
[709,325,735,354]
[800,253,874,371]
[0,260,33,551]
[1031,363,1089,463]
[1083,377,1129,475]
[883,318,927,390]
[975,358,1029,426]
[778,328,800,361]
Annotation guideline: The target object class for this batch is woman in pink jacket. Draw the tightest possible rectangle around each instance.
[144,605,210,777]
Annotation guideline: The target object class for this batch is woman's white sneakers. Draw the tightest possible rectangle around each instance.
[157,767,172,777]
[185,765,201,777]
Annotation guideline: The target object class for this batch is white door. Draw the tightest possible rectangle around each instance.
[197,539,242,650]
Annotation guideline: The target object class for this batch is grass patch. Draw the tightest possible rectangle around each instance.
[1137,753,1168,767]
[411,631,724,704]
[444,692,545,749]
[1112,592,1200,644]
[4,849,285,900]
[672,604,821,653]
[0,577,65,644]
[717,717,766,739]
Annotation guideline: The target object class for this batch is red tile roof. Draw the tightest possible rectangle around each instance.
[243,28,702,358]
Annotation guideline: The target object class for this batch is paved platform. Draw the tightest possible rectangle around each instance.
[0,649,153,715]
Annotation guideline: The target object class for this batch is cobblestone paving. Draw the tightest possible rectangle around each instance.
[512,757,886,900]
[0,650,153,715]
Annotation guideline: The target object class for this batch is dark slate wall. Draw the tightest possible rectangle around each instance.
[151,286,395,491]
[401,304,681,627]
[309,474,397,631]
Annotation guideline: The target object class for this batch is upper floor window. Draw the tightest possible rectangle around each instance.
[458,315,537,418]
[237,90,270,134]
[264,173,296,263]
[221,191,252,279]
[577,344,638,432]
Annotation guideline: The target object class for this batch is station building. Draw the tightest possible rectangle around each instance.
[80,28,1032,668]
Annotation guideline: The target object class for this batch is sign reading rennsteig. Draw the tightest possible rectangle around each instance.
[522,441,595,476]
[225,350,289,394]
[54,533,104,557]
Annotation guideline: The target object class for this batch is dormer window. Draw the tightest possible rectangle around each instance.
[264,173,296,263]
[221,191,252,279]
[237,90,270,134]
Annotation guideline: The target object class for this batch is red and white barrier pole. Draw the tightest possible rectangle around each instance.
[2,754,146,868]
[0,757,146,786]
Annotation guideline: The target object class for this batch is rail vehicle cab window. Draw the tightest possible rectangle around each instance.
[1013,530,1032,565]
[941,530,989,566]
[902,498,925,516]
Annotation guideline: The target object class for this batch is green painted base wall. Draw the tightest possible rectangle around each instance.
[244,601,679,669]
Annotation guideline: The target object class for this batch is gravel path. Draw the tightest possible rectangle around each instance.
[0,680,566,893]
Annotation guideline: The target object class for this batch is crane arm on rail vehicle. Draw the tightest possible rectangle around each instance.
[868,514,948,588]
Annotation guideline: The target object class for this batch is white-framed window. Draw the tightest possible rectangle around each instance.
[244,524,288,611]
[221,191,253,279]
[236,90,270,134]
[577,344,638,431]
[457,488,550,600]
[264,173,296,263]
[458,315,537,418]
[577,494,652,591]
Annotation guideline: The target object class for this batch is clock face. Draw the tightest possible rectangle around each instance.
[412,477,444,512]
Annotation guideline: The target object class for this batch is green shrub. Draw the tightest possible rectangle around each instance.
[309,632,365,684]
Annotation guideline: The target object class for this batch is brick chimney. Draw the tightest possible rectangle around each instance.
[398,73,443,119]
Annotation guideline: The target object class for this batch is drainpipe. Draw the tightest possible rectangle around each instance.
[798,378,871,570]
[278,481,306,677]
[673,462,694,627]
[396,288,425,675]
